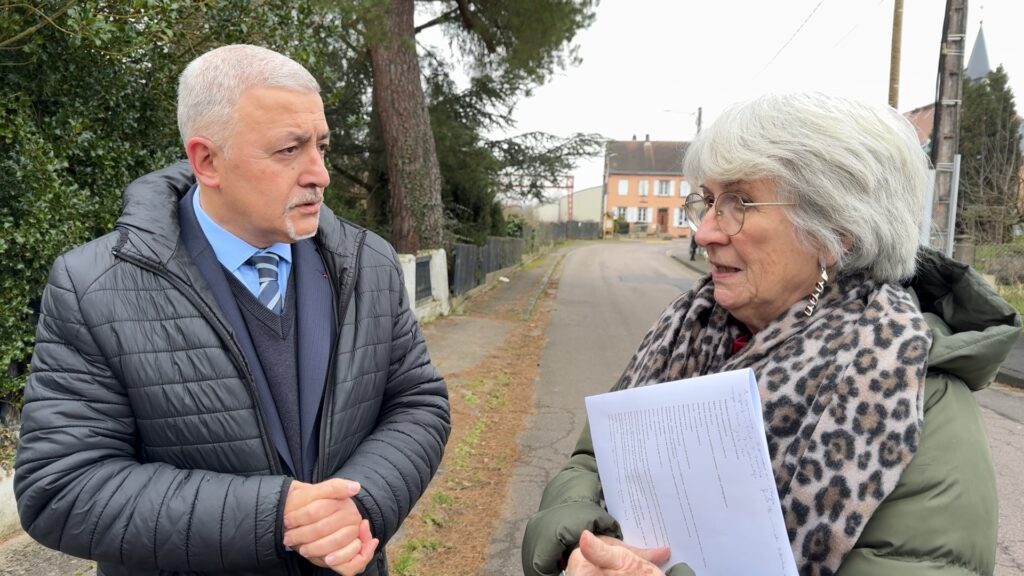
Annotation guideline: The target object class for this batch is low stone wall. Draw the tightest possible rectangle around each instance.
[398,248,451,324]
[0,470,17,539]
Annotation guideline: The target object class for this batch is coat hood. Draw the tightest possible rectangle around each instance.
[911,246,1021,391]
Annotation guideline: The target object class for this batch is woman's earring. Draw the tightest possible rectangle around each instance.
[803,258,829,317]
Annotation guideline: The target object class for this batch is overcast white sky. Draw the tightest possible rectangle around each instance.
[506,0,1024,192]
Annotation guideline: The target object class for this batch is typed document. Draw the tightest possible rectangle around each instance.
[585,368,798,576]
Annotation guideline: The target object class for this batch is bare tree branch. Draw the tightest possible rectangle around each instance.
[0,0,77,48]
[414,8,457,34]
[329,160,373,192]
[454,0,496,53]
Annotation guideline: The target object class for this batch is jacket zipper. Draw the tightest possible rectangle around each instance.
[113,248,282,474]
[314,230,367,483]
[112,248,300,575]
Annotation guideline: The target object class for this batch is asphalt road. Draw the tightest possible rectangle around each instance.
[483,239,700,575]
[977,383,1024,575]
[483,238,1024,576]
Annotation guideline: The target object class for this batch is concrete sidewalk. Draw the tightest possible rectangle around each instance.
[666,248,1024,390]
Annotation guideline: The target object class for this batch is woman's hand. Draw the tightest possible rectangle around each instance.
[566,530,670,575]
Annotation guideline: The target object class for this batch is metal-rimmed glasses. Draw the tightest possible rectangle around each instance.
[683,191,798,236]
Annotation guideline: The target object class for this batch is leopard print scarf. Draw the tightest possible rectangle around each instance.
[616,272,931,576]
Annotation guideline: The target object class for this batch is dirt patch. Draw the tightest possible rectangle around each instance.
[0,532,95,576]
[387,274,556,576]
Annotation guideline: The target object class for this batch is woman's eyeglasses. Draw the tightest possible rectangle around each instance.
[683,191,797,236]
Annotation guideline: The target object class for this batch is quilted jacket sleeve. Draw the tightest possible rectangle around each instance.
[522,423,622,576]
[332,245,451,545]
[14,254,291,572]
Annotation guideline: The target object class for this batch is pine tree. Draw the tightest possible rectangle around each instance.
[358,0,599,251]
[959,65,1023,242]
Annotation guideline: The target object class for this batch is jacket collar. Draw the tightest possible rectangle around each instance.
[115,160,195,266]
[115,160,362,276]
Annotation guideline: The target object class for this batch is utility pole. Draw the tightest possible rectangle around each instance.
[602,150,615,237]
[566,175,575,223]
[929,0,967,254]
[888,0,904,107]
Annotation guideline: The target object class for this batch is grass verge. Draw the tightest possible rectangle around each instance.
[387,277,553,576]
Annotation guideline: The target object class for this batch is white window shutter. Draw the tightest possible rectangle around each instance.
[680,181,691,197]
[669,180,676,196]
[618,180,628,196]
[627,207,637,222]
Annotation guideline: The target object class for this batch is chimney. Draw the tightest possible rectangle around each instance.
[632,134,636,141]
[645,134,650,141]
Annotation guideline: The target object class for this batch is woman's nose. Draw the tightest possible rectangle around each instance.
[695,208,727,246]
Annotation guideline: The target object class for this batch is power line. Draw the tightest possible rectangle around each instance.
[758,0,829,76]
[832,0,887,49]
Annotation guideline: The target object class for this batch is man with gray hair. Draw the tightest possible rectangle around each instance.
[15,44,450,576]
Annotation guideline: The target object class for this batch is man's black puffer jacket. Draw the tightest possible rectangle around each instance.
[14,161,450,575]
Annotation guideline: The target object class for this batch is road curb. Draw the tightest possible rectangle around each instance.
[996,371,1024,390]
[668,250,710,277]
[521,252,565,321]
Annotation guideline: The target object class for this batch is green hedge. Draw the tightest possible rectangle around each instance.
[0,1,327,407]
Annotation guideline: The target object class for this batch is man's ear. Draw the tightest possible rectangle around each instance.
[186,137,222,190]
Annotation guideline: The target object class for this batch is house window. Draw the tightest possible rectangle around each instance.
[674,207,686,227]
[617,180,628,196]
[615,206,627,220]
[638,180,649,196]
[656,180,672,196]
[637,207,649,222]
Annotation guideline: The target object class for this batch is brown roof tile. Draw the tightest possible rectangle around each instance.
[606,139,688,175]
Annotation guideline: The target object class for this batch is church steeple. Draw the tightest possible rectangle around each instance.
[965,25,991,82]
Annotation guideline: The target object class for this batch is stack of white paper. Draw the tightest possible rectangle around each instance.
[585,368,798,576]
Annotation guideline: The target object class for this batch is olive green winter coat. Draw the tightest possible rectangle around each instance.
[522,249,1019,576]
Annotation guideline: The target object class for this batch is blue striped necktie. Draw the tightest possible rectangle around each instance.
[249,252,282,314]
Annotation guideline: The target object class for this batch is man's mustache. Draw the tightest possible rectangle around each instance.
[286,189,323,210]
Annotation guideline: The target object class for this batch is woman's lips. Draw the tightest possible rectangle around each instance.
[711,262,741,273]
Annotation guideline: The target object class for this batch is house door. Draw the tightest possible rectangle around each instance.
[657,208,669,233]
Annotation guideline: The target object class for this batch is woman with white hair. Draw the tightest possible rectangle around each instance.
[522,93,1020,576]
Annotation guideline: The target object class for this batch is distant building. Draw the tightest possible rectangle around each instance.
[903,103,935,154]
[964,25,991,82]
[603,136,690,237]
[902,24,1024,211]
[532,185,604,223]
[903,26,992,153]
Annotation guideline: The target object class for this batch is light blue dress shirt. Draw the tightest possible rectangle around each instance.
[193,187,292,298]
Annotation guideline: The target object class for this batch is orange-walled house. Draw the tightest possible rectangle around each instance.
[603,137,691,237]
